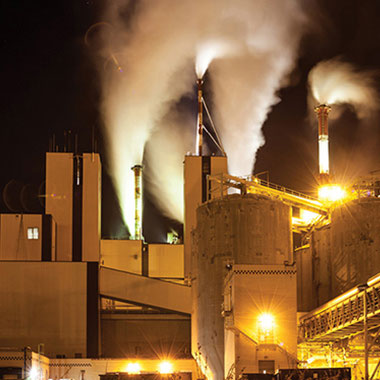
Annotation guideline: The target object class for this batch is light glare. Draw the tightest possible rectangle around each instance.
[159,361,173,374]
[126,362,141,374]
[29,367,39,380]
[258,313,274,331]
[318,137,329,174]
[300,209,320,224]
[318,184,347,203]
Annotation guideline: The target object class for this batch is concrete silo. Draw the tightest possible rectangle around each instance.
[192,193,296,379]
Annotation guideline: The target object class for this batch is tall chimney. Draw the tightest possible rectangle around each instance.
[197,78,203,156]
[315,104,331,184]
[131,164,143,240]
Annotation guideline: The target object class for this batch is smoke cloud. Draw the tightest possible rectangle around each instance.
[144,102,194,223]
[99,0,308,235]
[308,57,379,119]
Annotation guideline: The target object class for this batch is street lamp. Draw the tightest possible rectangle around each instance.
[358,283,369,380]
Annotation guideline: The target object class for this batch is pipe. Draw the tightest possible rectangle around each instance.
[314,104,331,184]
[197,78,203,156]
[131,165,143,240]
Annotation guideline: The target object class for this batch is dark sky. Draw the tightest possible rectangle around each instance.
[1,1,380,242]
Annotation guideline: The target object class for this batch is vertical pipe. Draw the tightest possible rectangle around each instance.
[131,165,143,240]
[364,289,369,380]
[314,104,331,184]
[197,78,203,156]
[359,283,369,380]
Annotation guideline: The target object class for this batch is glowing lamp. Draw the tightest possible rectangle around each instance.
[126,362,141,374]
[158,361,173,374]
[258,313,275,343]
[318,184,346,203]
[258,313,274,331]
[29,367,39,380]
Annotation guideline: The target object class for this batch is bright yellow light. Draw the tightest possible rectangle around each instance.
[300,209,320,224]
[29,367,39,380]
[318,137,329,174]
[158,361,173,374]
[318,184,347,203]
[126,362,141,374]
[258,313,274,331]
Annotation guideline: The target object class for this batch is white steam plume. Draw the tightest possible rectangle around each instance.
[100,0,308,234]
[144,105,194,222]
[101,2,197,233]
[207,1,307,176]
[308,58,379,118]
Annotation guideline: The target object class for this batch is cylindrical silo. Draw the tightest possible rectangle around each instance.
[192,193,292,379]
[330,198,380,297]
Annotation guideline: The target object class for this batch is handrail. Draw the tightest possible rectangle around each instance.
[299,274,380,342]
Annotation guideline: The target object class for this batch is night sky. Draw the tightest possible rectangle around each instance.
[1,1,380,242]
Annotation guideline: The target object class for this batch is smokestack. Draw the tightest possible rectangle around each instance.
[314,104,331,184]
[131,164,143,240]
[197,78,203,156]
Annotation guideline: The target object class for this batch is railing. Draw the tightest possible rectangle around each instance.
[299,276,380,342]
[242,175,319,202]
[207,173,328,216]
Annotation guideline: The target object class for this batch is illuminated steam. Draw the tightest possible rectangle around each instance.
[100,1,196,233]
[99,0,307,233]
[195,40,236,79]
[144,106,194,222]
[309,58,379,118]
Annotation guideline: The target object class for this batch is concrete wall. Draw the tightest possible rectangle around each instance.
[225,264,297,376]
[148,244,184,279]
[46,153,73,261]
[48,358,196,380]
[99,267,191,314]
[0,353,197,380]
[298,198,380,310]
[101,314,191,359]
[311,226,332,306]
[192,194,292,380]
[0,350,49,380]
[0,214,56,261]
[184,155,228,278]
[46,152,101,263]
[296,226,332,312]
[0,262,97,358]
[82,154,101,262]
[330,198,380,297]
[295,245,313,312]
[0,214,42,260]
[100,240,142,274]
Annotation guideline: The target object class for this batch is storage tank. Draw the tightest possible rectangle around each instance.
[296,225,332,312]
[330,198,380,297]
[192,193,292,379]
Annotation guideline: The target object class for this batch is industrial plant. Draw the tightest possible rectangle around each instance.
[2,74,380,380]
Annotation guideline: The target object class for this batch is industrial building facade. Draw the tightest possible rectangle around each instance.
[1,150,380,380]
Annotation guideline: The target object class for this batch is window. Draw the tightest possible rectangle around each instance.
[27,227,39,240]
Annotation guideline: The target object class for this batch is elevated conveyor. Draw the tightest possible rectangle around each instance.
[207,173,328,216]
[99,266,191,314]
[299,273,380,342]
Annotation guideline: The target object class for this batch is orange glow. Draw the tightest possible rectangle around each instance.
[126,362,141,374]
[318,184,347,203]
[258,313,275,343]
[158,361,173,374]
[299,209,320,224]
[258,313,274,331]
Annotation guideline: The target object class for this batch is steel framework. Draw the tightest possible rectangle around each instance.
[299,275,380,342]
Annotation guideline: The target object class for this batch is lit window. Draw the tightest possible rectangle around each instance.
[27,227,39,240]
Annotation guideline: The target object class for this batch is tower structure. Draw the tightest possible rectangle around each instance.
[315,104,331,184]
[45,152,101,261]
